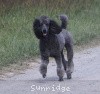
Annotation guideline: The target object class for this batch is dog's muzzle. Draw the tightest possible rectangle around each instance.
[42,25,48,36]
[42,29,47,36]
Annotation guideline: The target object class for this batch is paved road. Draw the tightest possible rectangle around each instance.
[0,46,100,94]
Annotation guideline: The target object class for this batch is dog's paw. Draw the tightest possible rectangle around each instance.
[59,77,64,81]
[67,73,72,79]
[42,74,46,78]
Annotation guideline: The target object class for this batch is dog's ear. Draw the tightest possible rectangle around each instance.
[33,19,43,39]
[49,20,62,34]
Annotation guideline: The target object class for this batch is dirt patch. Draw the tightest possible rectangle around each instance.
[0,59,39,79]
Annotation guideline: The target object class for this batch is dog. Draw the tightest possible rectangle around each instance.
[33,14,74,81]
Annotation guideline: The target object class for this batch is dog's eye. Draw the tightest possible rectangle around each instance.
[40,23,43,26]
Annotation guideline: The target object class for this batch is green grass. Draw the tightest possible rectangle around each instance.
[0,0,100,68]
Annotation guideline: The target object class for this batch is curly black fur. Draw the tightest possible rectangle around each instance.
[33,14,74,81]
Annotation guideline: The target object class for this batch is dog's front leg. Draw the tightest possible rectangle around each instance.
[40,55,49,78]
[55,55,64,81]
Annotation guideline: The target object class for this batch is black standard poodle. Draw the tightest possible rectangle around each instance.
[33,14,74,81]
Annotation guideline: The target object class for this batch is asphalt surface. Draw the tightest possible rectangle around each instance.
[0,46,100,94]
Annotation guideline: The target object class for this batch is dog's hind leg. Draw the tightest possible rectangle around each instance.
[65,43,74,79]
[55,55,64,81]
[40,56,49,78]
[61,51,67,71]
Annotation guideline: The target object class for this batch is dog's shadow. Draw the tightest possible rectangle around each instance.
[30,77,72,84]
[33,77,58,83]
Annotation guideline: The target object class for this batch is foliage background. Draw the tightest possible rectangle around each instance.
[0,0,100,68]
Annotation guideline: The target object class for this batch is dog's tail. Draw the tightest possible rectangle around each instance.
[59,14,68,29]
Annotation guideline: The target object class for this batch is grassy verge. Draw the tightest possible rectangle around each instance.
[0,0,100,68]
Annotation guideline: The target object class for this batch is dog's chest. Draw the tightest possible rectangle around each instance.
[47,36,60,51]
[40,36,60,56]
[48,39,60,56]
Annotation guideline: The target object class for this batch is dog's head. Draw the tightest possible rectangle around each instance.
[33,16,61,39]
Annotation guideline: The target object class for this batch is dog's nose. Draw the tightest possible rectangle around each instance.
[42,29,47,34]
